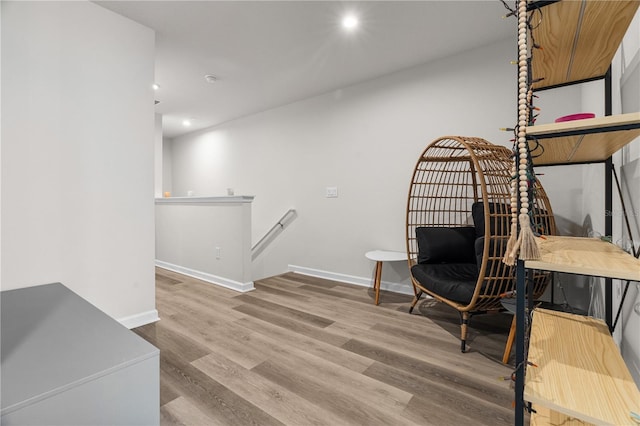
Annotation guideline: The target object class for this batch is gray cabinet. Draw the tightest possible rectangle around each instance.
[1,283,159,425]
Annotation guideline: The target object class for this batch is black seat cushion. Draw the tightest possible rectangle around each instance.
[411,263,478,304]
[415,226,476,264]
[474,236,510,269]
[472,202,511,237]
[474,236,513,295]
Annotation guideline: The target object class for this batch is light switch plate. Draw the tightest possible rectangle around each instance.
[326,187,338,198]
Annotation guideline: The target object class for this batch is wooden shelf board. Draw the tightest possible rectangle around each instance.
[530,404,594,426]
[531,1,639,90]
[525,235,640,282]
[526,113,640,165]
[527,113,640,137]
[525,309,640,426]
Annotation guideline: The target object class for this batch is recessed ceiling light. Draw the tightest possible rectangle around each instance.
[152,83,160,91]
[182,119,192,127]
[205,75,217,84]
[342,14,359,30]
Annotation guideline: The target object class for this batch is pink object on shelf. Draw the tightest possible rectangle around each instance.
[555,113,596,123]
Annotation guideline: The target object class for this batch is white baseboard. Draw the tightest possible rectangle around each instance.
[287,264,414,296]
[118,309,160,329]
[156,260,255,293]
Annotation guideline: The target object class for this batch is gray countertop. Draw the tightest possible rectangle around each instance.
[1,283,159,415]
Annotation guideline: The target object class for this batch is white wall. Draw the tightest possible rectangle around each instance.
[162,137,173,196]
[155,198,254,291]
[169,38,581,288]
[154,114,163,198]
[1,1,157,327]
[1,1,3,295]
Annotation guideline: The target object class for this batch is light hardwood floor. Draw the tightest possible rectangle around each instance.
[135,268,518,425]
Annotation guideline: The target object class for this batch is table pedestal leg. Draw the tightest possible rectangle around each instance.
[374,261,383,305]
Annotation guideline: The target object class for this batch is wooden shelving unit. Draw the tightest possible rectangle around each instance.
[530,405,593,426]
[525,235,640,282]
[530,0,638,90]
[527,112,640,165]
[525,309,640,426]
[511,1,640,425]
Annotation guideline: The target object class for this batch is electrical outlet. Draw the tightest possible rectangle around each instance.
[215,247,221,259]
[326,186,338,198]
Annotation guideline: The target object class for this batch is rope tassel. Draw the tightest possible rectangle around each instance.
[517,213,540,260]
[503,220,519,266]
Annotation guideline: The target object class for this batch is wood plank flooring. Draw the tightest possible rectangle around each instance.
[135,268,520,425]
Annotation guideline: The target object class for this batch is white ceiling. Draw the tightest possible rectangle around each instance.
[95,1,514,138]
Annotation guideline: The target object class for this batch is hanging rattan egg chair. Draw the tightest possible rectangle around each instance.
[405,136,556,353]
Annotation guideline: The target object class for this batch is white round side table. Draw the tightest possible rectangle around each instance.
[365,250,408,305]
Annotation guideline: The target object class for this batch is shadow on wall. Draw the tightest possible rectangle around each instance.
[621,283,640,385]
[553,214,590,237]
[541,214,597,315]
[621,158,640,247]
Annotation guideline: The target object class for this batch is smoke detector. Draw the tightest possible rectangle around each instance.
[205,75,217,84]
